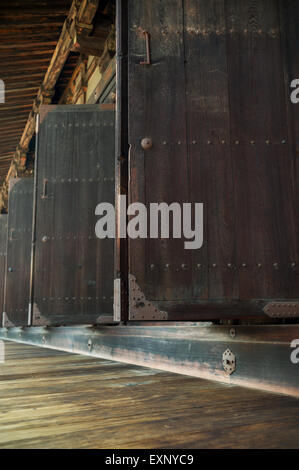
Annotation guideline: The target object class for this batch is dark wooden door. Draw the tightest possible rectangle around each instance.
[0,215,7,324]
[126,0,299,320]
[3,179,33,327]
[32,105,115,326]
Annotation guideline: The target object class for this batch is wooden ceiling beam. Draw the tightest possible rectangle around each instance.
[0,10,71,19]
[0,49,57,59]
[0,16,69,27]
[0,33,65,43]
[0,73,46,82]
[0,129,23,135]
[0,57,59,67]
[0,105,32,113]
[0,129,23,136]
[0,0,101,209]
[0,119,28,126]
[5,87,40,94]
[0,1,70,9]
[0,103,35,109]
[0,135,21,142]
[0,41,58,50]
[0,66,49,75]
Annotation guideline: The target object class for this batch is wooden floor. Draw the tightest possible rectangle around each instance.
[0,341,299,449]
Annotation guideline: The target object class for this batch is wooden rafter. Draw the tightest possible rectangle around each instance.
[0,0,100,211]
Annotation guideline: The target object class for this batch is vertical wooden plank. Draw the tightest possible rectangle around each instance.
[0,215,7,324]
[33,106,115,326]
[128,0,192,309]
[3,178,33,327]
[279,0,299,297]
[184,0,238,301]
[226,0,298,300]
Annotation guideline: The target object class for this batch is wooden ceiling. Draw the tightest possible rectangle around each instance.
[0,0,74,183]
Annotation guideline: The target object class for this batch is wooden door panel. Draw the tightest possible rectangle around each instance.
[3,179,33,327]
[128,0,192,307]
[32,106,115,326]
[0,215,7,324]
[126,0,299,320]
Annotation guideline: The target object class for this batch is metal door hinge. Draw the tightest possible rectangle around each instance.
[222,349,236,375]
[129,274,168,321]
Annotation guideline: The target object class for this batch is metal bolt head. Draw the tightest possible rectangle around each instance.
[141,137,153,150]
[42,236,48,243]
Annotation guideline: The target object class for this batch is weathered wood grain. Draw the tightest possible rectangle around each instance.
[1,324,299,398]
[0,341,299,449]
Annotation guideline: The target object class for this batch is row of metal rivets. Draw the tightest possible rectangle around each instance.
[41,178,113,183]
[46,123,114,128]
[10,228,31,233]
[160,29,279,36]
[13,191,33,195]
[37,296,113,302]
[149,263,297,270]
[41,236,97,241]
[159,140,287,145]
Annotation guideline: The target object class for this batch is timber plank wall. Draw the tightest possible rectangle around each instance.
[0,342,299,449]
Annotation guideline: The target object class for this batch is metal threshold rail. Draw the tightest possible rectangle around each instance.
[0,323,298,399]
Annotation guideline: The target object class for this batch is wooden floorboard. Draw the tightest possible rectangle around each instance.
[0,341,298,449]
